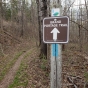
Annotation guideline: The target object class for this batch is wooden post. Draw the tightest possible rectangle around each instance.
[56,44,62,88]
[50,1,62,88]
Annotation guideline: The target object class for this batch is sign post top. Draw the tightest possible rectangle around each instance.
[43,16,69,44]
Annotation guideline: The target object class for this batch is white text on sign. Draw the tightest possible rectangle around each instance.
[59,24,68,27]
[44,19,68,28]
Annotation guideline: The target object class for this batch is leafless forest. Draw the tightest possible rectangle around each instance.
[0,0,88,88]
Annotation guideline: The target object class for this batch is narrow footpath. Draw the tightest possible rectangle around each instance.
[0,50,31,88]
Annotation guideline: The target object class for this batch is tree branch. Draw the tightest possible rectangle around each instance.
[70,20,88,31]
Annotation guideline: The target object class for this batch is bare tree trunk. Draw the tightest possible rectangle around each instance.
[79,5,83,52]
[84,0,88,41]
[11,0,13,25]
[20,0,25,37]
[84,0,88,19]
[17,0,21,37]
[36,0,42,46]
[0,0,4,51]
[36,0,48,57]
[0,0,3,31]
[41,0,47,56]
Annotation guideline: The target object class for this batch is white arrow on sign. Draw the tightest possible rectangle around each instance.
[50,28,60,41]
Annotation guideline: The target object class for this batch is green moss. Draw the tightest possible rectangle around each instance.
[8,48,35,88]
[84,72,88,83]
[8,62,28,88]
[0,51,23,81]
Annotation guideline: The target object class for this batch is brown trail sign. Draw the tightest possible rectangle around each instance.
[43,16,69,43]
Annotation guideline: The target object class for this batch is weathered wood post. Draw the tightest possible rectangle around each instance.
[50,0,62,88]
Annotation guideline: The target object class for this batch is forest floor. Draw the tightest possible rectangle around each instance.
[0,41,88,88]
[0,40,50,88]
[62,43,88,88]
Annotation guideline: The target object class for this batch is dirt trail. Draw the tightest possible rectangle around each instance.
[0,50,30,88]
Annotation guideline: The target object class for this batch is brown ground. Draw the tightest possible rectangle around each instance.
[0,42,88,88]
[0,50,31,88]
[26,48,50,88]
[62,44,88,88]
[0,42,50,88]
